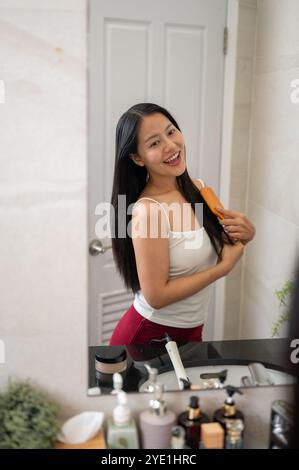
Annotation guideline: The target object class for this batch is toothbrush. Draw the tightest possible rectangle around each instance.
[164,334,190,390]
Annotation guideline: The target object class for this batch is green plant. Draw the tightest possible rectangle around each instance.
[271,280,294,337]
[0,380,61,449]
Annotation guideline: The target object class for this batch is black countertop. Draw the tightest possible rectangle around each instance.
[88,338,293,394]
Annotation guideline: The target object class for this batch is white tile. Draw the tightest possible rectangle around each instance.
[226,262,243,301]
[223,299,241,340]
[230,170,248,202]
[0,10,87,182]
[235,58,254,105]
[231,128,250,173]
[0,193,87,337]
[237,4,257,59]
[252,70,299,138]
[0,9,86,62]
[234,104,251,130]
[230,197,246,214]
[256,0,299,62]
[248,129,299,226]
[244,201,299,289]
[240,0,257,7]
[0,0,86,11]
[240,267,290,340]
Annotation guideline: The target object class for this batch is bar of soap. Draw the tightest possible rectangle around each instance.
[201,422,224,449]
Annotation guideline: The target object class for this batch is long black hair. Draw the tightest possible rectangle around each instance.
[111,103,233,293]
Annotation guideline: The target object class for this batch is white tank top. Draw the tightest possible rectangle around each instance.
[133,179,218,328]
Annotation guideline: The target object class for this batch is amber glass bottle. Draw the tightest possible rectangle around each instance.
[177,396,209,449]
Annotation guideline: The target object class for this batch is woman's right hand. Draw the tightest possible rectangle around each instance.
[219,240,245,275]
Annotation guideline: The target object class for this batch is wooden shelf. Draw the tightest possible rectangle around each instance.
[55,431,106,449]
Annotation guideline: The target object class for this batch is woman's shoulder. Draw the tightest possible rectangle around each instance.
[136,188,176,204]
[136,177,204,205]
[191,178,204,191]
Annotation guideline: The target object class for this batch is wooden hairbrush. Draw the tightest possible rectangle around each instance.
[200,186,225,220]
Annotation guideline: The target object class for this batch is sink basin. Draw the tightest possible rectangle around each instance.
[138,364,295,392]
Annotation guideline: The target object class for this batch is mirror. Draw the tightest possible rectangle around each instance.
[87,1,299,393]
[88,339,296,395]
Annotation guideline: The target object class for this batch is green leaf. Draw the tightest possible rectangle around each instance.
[271,279,294,337]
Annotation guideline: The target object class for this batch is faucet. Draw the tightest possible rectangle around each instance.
[242,362,274,387]
[249,362,274,386]
[142,363,158,393]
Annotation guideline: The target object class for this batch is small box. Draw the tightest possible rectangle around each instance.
[201,422,224,449]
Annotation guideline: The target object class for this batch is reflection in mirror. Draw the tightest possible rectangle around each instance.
[88,339,296,395]
[88,1,299,393]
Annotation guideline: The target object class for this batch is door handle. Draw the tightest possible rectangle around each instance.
[89,239,112,256]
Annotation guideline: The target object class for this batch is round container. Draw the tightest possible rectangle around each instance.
[95,346,127,375]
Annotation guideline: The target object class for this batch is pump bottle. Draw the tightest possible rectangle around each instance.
[213,385,244,447]
[178,395,209,449]
[106,376,139,449]
[139,383,176,449]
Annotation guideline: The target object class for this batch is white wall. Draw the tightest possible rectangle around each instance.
[240,0,299,339]
[0,0,294,448]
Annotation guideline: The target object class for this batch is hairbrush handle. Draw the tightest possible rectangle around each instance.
[200,187,225,220]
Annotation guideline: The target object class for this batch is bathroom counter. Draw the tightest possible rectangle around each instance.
[89,338,292,393]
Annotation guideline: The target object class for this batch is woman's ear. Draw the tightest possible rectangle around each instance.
[129,153,145,167]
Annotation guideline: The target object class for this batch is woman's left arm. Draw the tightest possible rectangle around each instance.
[216,207,256,245]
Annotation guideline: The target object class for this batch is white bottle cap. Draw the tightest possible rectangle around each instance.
[113,390,131,425]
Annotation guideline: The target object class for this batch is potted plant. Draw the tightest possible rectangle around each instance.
[271,280,294,337]
[0,380,61,449]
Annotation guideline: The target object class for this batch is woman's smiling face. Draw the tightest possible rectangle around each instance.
[131,112,186,178]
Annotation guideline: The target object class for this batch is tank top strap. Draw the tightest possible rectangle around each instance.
[197,178,205,188]
[135,197,171,231]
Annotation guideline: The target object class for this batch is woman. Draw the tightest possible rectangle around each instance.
[109,103,255,345]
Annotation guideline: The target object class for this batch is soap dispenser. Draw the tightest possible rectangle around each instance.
[106,377,139,449]
[139,383,176,449]
[213,385,244,445]
[178,395,209,449]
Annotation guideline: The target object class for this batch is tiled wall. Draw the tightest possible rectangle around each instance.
[0,0,88,406]
[225,0,299,340]
[224,0,258,339]
[240,0,299,339]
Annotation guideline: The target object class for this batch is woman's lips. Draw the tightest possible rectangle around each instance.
[163,152,181,166]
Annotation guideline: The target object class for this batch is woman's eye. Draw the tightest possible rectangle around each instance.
[169,128,175,135]
[150,140,159,148]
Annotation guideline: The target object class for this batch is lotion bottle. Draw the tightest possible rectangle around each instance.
[106,383,139,449]
[139,383,176,449]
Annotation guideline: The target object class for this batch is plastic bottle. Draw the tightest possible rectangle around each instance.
[106,377,139,449]
[139,383,176,449]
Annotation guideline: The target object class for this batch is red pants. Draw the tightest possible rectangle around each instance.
[109,303,203,345]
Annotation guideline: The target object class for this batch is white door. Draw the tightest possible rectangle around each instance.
[88,0,228,345]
